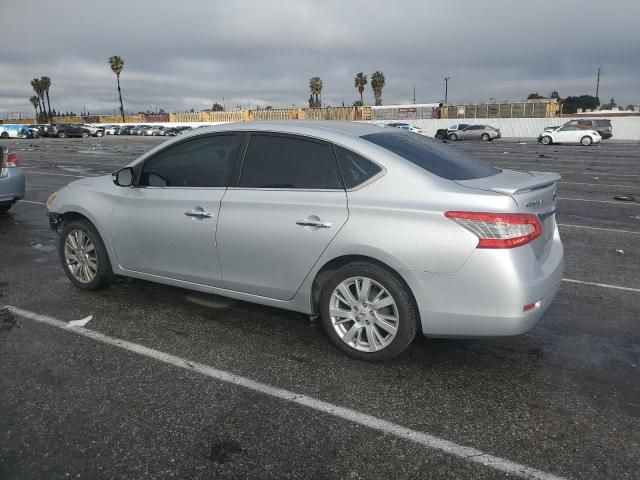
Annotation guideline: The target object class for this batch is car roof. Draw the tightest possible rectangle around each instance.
[179,120,384,140]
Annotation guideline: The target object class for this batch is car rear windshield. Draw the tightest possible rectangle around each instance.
[360,130,500,180]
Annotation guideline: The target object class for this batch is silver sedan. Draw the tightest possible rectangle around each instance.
[47,121,563,361]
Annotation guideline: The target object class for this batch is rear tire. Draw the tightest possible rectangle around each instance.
[448,133,458,141]
[435,131,445,140]
[581,136,593,146]
[481,133,490,141]
[58,132,66,138]
[541,135,552,145]
[0,203,12,213]
[319,262,418,361]
[96,131,103,137]
[58,219,114,290]
[0,132,8,138]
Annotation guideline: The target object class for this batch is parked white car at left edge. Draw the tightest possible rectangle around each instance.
[538,125,601,146]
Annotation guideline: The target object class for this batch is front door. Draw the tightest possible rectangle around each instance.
[216,133,348,300]
[111,133,242,286]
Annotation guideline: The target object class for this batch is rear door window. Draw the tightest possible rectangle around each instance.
[334,145,382,188]
[239,134,342,189]
[361,130,499,180]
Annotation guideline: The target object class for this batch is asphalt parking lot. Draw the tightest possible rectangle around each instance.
[1,134,639,479]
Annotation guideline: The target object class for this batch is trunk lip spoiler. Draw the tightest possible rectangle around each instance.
[456,171,561,196]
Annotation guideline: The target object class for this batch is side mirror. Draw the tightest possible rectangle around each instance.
[112,167,134,187]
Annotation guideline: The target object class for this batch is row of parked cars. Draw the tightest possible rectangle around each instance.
[102,125,193,136]
[391,118,613,146]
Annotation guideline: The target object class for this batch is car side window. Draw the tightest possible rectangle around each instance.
[334,145,382,189]
[559,125,579,131]
[139,134,241,188]
[238,134,342,189]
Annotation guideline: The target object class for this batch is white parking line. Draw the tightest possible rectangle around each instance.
[25,171,88,178]
[558,181,636,188]
[17,199,46,206]
[562,278,640,293]
[7,305,566,480]
[559,197,639,205]
[558,224,640,235]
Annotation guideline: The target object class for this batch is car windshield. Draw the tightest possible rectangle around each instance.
[361,130,500,180]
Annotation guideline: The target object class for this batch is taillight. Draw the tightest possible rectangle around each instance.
[444,211,541,249]
[6,152,19,167]
[2,149,19,168]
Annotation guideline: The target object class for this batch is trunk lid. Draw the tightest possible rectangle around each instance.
[456,169,560,260]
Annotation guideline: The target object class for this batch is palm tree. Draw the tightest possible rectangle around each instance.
[40,76,53,122]
[29,96,40,119]
[31,78,45,121]
[370,71,385,106]
[354,72,367,105]
[108,55,126,122]
[309,76,323,108]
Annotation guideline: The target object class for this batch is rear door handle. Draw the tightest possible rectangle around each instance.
[296,219,332,228]
[185,209,213,218]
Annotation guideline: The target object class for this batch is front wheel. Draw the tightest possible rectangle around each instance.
[541,135,552,145]
[96,131,103,137]
[0,132,8,138]
[319,262,418,361]
[581,136,593,146]
[0,203,12,213]
[58,220,114,290]
[448,133,458,141]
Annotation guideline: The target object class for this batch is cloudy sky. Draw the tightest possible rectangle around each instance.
[1,0,638,117]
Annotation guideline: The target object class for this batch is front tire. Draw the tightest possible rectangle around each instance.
[448,133,458,141]
[0,203,12,213]
[96,131,104,137]
[0,132,8,138]
[541,135,552,145]
[319,262,418,361]
[58,219,113,290]
[81,131,89,138]
[581,136,593,146]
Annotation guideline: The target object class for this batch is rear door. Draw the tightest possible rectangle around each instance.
[216,133,348,300]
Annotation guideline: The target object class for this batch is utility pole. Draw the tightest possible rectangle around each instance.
[595,67,601,102]
[412,83,416,104]
[444,77,450,103]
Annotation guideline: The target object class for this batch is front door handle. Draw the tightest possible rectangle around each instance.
[185,209,213,219]
[296,219,332,228]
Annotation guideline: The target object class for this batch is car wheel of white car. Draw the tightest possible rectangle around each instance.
[581,136,593,146]
[541,135,552,145]
[0,132,8,138]
[448,133,458,141]
[319,262,418,361]
[96,131,103,137]
[59,219,114,290]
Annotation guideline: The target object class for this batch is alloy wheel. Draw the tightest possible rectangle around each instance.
[329,276,399,352]
[64,230,98,283]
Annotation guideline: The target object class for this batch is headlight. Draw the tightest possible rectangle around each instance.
[46,191,58,210]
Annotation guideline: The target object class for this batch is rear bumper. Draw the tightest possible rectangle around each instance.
[0,168,26,204]
[404,227,564,337]
[599,132,612,139]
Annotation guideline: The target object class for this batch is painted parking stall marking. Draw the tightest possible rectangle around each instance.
[7,305,567,480]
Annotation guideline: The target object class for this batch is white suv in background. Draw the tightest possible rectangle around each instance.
[538,125,601,146]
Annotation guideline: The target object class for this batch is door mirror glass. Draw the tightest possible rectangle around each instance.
[113,167,134,187]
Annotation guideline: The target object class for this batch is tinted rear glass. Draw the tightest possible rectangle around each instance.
[360,131,500,180]
[239,134,342,189]
[334,145,382,188]
[595,120,611,127]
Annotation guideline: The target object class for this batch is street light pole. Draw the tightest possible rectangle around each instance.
[444,77,450,103]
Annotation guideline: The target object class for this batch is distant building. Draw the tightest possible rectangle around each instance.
[440,99,561,119]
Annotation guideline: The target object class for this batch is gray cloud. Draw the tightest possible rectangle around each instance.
[1,0,638,117]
